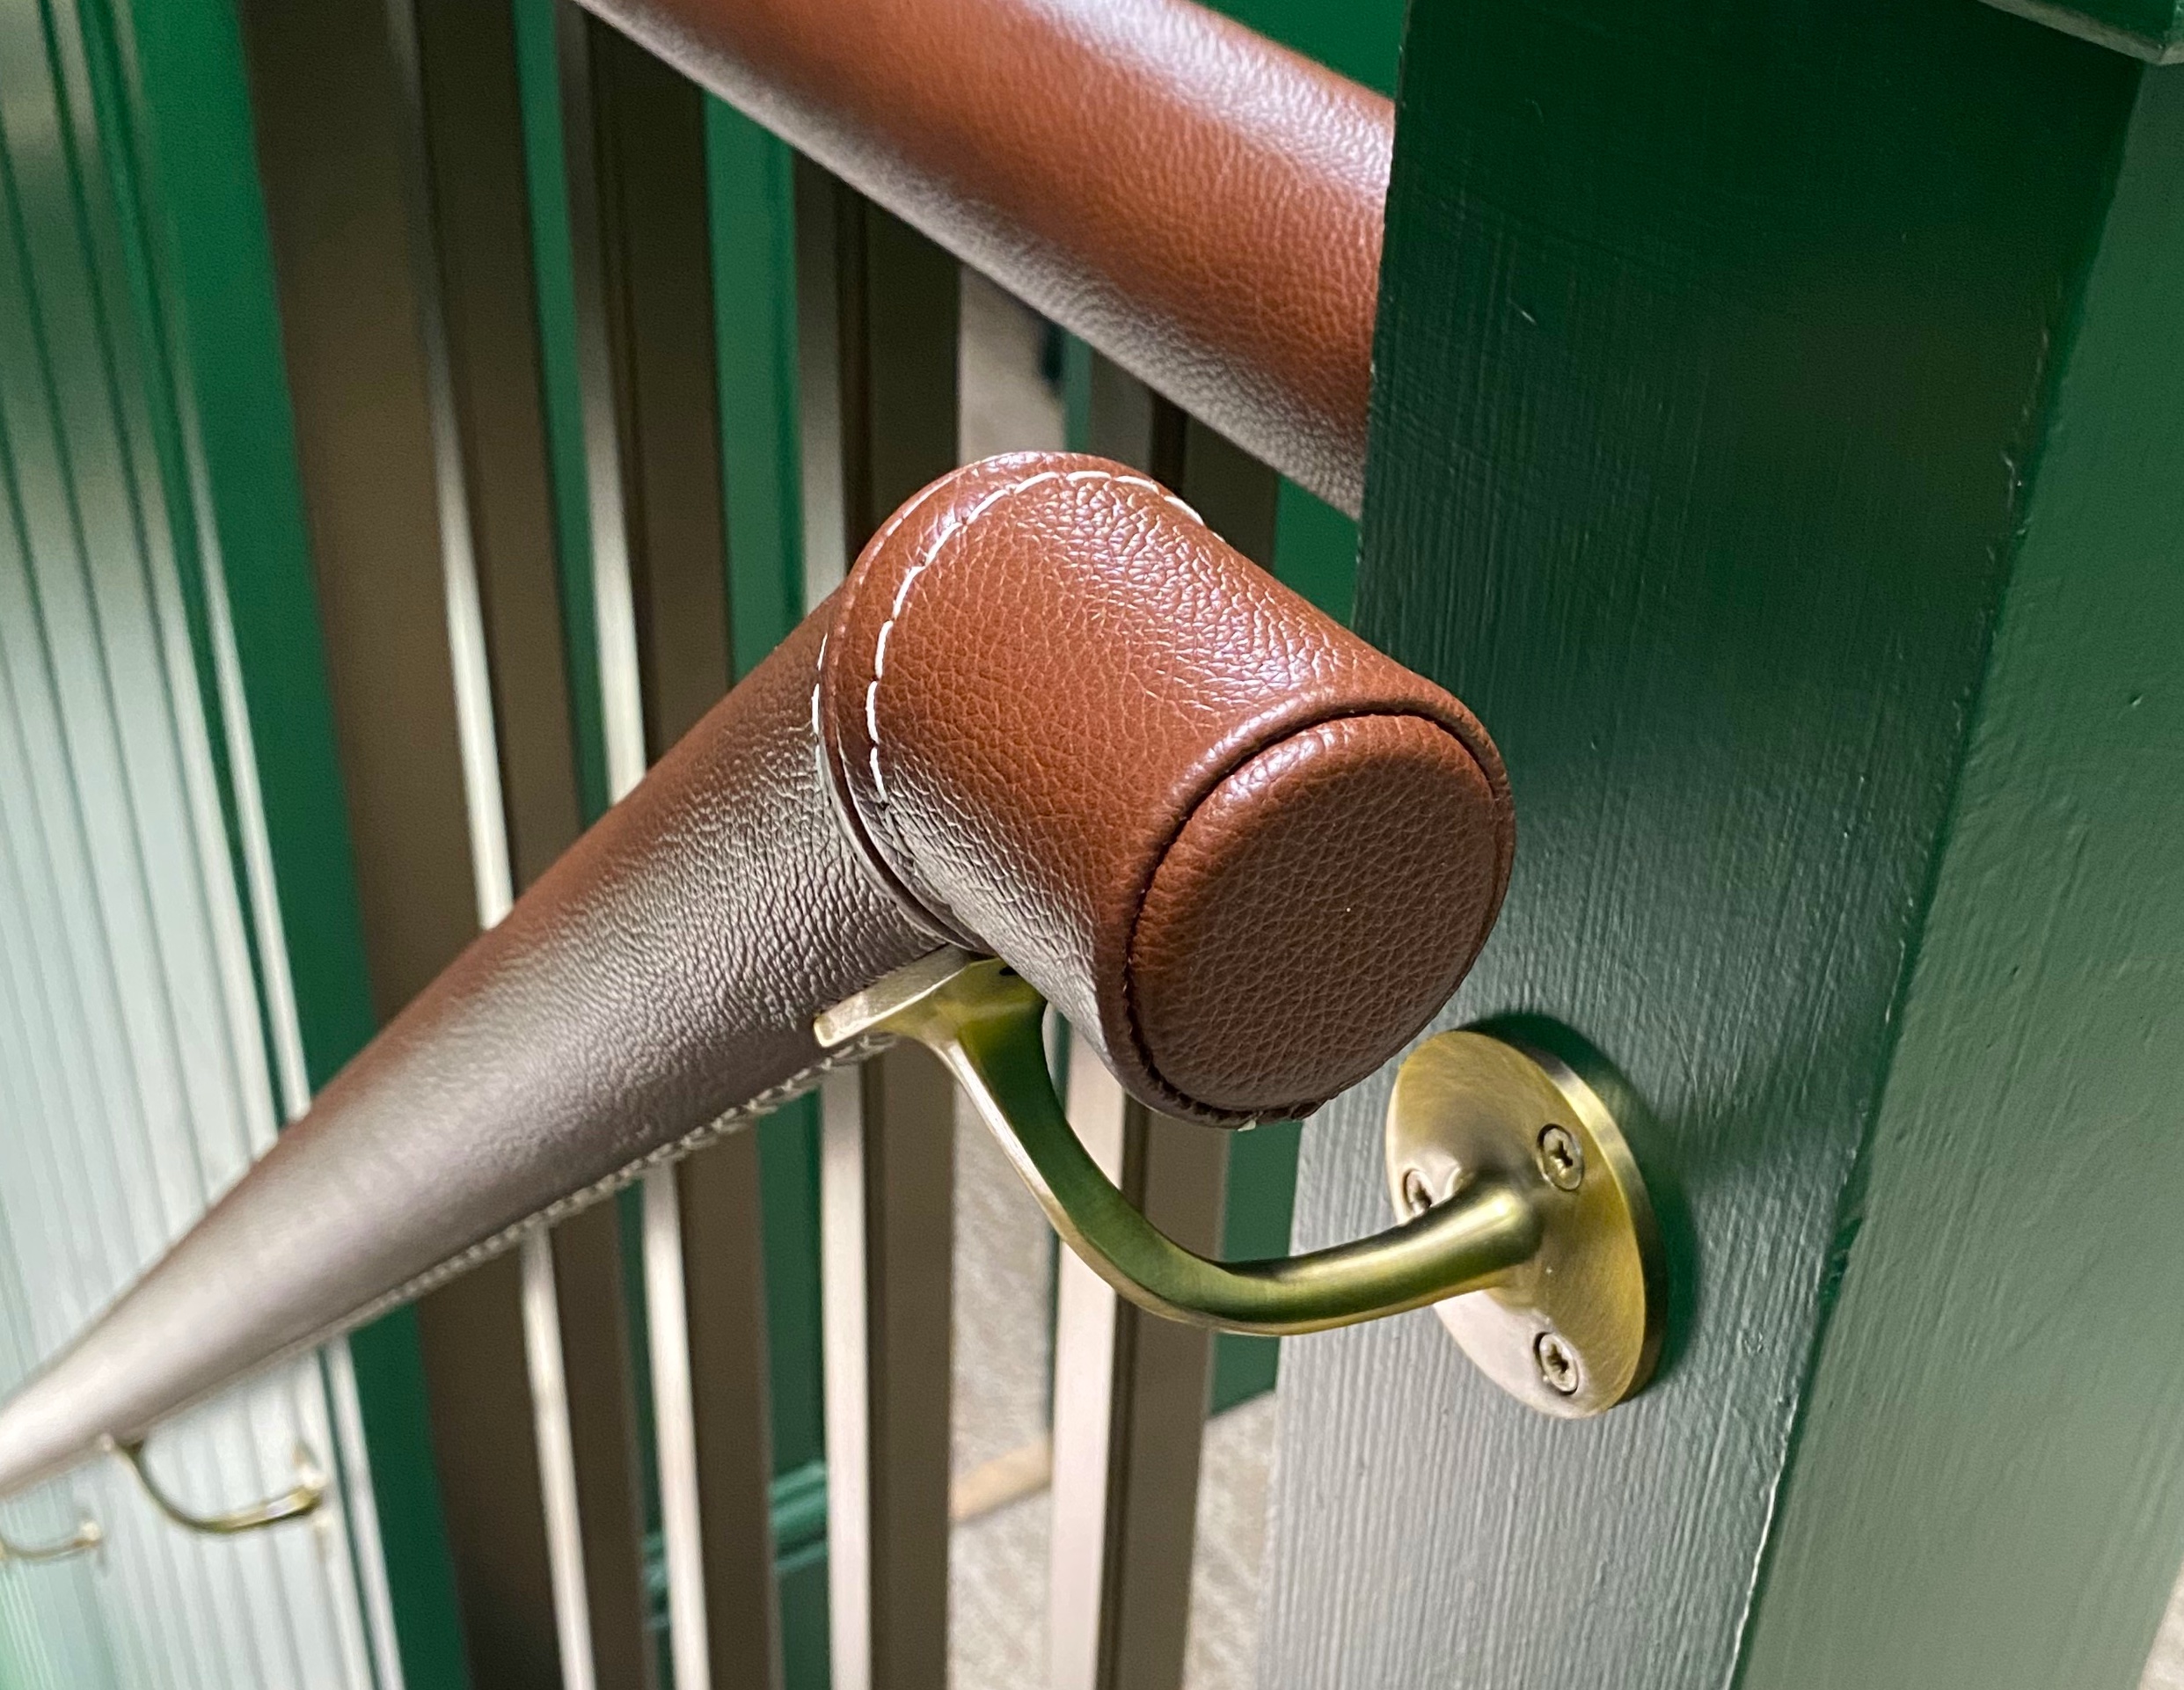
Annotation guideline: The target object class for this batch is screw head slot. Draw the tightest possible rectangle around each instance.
[1533,1331,1581,1395]
[1536,1124,1584,1191]
[1399,1166,1437,1218]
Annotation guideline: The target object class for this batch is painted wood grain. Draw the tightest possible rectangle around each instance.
[1740,65,2184,1690]
[1259,0,2158,1685]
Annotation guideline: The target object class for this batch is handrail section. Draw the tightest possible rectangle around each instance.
[581,0,1391,515]
[0,454,1508,1504]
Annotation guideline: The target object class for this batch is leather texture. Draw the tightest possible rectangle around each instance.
[819,455,1512,1124]
[0,454,1507,1496]
[580,0,1389,516]
[0,613,932,1496]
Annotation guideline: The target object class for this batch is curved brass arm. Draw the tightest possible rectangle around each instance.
[0,1514,100,1564]
[112,1437,326,1536]
[819,953,1545,1336]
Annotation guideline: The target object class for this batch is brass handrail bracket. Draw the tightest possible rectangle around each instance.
[818,952,1666,1414]
[0,1513,101,1566]
[112,1437,328,1536]
[1382,1028,1666,1416]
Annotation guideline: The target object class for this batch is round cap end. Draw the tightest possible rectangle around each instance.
[1128,714,1506,1119]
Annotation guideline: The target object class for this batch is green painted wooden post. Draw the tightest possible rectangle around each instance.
[1259,2,2184,1686]
[1738,61,2184,1690]
[98,0,472,1683]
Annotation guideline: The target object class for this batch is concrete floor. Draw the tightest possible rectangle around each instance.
[948,1389,1277,1690]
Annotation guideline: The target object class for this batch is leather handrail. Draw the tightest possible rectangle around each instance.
[581,0,1391,516]
[0,455,1507,1498]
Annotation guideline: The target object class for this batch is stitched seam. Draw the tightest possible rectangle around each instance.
[807,460,963,741]
[813,576,967,947]
[864,467,1201,808]
[205,1035,895,1406]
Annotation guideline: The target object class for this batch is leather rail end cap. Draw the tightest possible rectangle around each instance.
[1129,713,1505,1121]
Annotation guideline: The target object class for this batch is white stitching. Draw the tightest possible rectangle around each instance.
[862,467,1202,805]
[282,1035,892,1363]
[1064,466,1202,524]
[866,681,887,800]
[167,1034,897,1433]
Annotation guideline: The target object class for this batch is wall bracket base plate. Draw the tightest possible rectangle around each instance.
[1384,1030,1666,1417]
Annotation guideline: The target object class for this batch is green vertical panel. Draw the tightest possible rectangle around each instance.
[341,1313,463,1686]
[1270,482,1356,627]
[769,1457,829,1690]
[105,0,470,1682]
[1204,0,1406,94]
[752,1098,824,1479]
[110,0,375,1082]
[1058,336,1092,456]
[705,93,830,1690]
[510,0,610,828]
[708,99,803,684]
[1207,1119,1301,1411]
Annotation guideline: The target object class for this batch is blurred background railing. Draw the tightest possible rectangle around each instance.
[0,1,1395,1686]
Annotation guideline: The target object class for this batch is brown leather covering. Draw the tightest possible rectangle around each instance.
[0,453,1505,1495]
[818,454,1511,1123]
[1131,715,1505,1115]
[0,614,931,1496]
[581,0,1389,516]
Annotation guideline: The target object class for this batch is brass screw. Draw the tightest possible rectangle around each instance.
[1536,1124,1584,1191]
[1534,1331,1581,1396]
[1399,1167,1436,1218]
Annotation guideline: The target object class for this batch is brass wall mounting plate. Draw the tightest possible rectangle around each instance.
[1384,1031,1666,1417]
